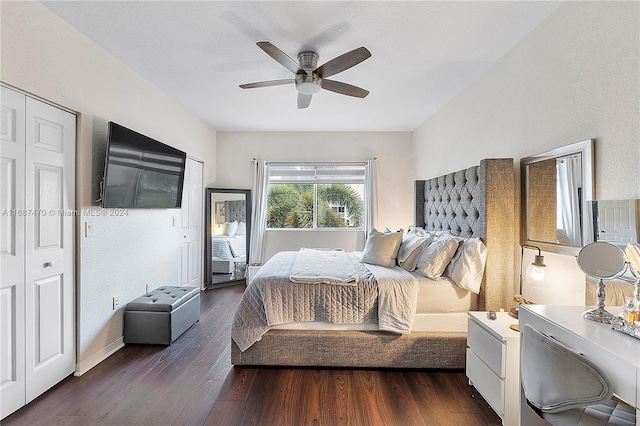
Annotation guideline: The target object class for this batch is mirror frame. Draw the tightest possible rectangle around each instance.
[521,139,594,255]
[204,187,252,288]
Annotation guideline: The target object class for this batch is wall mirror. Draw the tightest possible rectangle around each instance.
[522,139,594,254]
[204,188,251,288]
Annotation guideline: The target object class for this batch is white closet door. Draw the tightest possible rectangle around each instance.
[23,95,75,404]
[0,86,27,418]
[180,158,203,288]
[598,199,639,244]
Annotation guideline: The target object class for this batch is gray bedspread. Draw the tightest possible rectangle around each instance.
[231,251,420,351]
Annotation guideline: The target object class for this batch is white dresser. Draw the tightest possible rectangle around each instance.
[466,311,521,426]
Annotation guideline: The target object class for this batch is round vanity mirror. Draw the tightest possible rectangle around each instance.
[577,241,627,324]
[576,241,626,278]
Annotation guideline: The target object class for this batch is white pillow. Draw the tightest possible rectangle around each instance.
[361,228,403,268]
[445,238,487,294]
[415,237,461,279]
[225,221,239,236]
[399,238,431,272]
[236,221,246,236]
[397,230,432,271]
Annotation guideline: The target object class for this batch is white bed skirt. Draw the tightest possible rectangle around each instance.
[270,312,469,333]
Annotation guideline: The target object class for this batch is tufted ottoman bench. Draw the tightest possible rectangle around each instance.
[124,286,200,345]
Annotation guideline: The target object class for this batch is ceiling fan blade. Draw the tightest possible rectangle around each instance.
[256,41,300,74]
[239,79,294,89]
[321,79,369,98]
[297,94,312,109]
[314,47,371,79]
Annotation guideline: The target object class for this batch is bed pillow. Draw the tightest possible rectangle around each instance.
[445,237,487,294]
[225,221,239,236]
[236,221,246,236]
[397,230,432,272]
[361,228,403,268]
[414,236,461,279]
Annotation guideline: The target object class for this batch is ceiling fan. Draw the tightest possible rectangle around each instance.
[240,41,372,109]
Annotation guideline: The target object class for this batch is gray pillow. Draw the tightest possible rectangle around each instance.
[361,228,403,268]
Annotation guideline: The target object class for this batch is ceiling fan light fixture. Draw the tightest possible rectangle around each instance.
[295,73,322,95]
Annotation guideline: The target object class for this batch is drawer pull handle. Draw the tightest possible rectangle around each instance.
[44,261,53,268]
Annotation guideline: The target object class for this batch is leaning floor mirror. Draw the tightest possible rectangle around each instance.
[204,188,251,288]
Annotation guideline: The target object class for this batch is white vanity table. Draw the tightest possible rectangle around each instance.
[519,305,640,426]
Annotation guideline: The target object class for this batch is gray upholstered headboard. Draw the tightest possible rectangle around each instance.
[415,158,516,311]
[225,200,246,222]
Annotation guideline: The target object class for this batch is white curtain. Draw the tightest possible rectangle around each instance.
[250,160,269,265]
[364,159,378,236]
[556,156,581,245]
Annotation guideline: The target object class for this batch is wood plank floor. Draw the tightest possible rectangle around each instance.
[4,285,501,426]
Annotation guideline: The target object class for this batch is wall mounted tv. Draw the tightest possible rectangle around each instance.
[101,122,187,208]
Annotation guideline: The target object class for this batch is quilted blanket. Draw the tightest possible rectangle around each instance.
[231,251,420,352]
[289,248,360,285]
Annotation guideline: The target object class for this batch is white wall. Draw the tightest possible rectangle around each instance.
[1,2,217,373]
[413,2,640,306]
[216,131,414,259]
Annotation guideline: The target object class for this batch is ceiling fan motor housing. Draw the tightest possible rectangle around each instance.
[297,51,319,71]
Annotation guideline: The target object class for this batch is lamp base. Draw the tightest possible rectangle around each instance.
[508,306,519,319]
[583,307,616,324]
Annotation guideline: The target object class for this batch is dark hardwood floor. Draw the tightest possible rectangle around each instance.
[4,285,501,426]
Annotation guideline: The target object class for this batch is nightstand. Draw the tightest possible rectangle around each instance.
[466,311,520,426]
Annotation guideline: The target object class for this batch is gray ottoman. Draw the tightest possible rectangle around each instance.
[124,286,200,345]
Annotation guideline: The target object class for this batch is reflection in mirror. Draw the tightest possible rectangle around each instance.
[204,188,251,288]
[585,199,640,245]
[522,139,593,254]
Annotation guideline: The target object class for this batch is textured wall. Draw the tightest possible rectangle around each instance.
[412,1,639,305]
[1,2,217,373]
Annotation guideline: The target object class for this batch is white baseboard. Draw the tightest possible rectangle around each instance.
[74,338,124,376]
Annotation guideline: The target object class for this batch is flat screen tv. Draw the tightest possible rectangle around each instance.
[101,122,186,208]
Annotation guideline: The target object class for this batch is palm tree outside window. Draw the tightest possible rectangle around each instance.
[266,163,366,229]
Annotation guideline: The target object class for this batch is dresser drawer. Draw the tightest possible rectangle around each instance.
[466,348,505,416]
[467,318,506,378]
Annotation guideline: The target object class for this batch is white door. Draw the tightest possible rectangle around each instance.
[0,87,76,418]
[1,86,27,418]
[180,158,203,288]
[598,199,639,245]
[24,96,75,403]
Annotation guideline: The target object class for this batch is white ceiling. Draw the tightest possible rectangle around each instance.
[43,1,562,132]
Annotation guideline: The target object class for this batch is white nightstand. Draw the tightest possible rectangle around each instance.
[466,311,520,426]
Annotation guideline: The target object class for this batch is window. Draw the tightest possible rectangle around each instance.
[266,163,366,229]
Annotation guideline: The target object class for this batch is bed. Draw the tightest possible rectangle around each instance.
[231,158,516,368]
[211,234,246,273]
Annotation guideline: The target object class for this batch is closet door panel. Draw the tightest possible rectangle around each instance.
[24,96,75,404]
[0,86,26,419]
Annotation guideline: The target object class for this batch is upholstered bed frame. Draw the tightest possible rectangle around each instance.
[231,158,515,369]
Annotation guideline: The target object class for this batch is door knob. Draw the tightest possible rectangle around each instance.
[44,261,53,267]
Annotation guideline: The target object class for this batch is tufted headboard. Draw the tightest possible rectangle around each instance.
[415,158,516,311]
[225,200,246,223]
